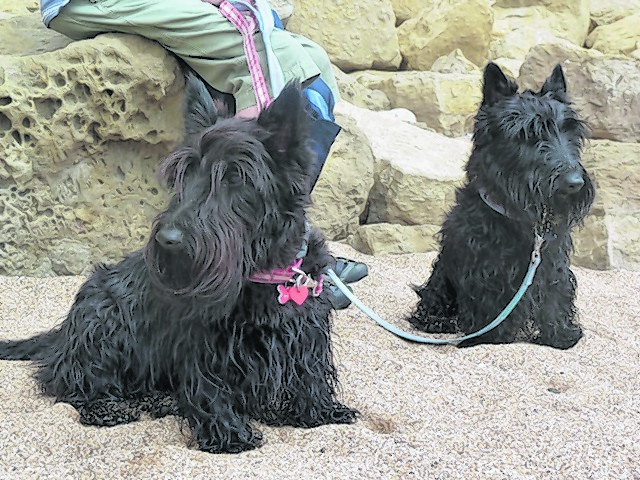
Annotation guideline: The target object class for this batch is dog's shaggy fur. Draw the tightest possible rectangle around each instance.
[0,74,356,453]
[408,63,595,349]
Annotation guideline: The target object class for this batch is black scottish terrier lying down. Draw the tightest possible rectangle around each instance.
[408,62,595,350]
[0,74,356,453]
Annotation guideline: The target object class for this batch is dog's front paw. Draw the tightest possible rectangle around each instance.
[73,399,142,427]
[143,393,179,419]
[408,314,457,334]
[328,403,359,424]
[198,428,264,454]
[274,402,358,428]
[304,403,358,427]
[536,324,583,350]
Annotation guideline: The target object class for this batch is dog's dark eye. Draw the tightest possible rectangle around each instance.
[223,168,244,188]
[524,124,536,140]
[561,118,580,132]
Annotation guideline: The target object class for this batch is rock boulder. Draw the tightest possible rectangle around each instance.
[0,34,183,275]
[287,0,402,71]
[519,43,640,143]
[397,0,493,70]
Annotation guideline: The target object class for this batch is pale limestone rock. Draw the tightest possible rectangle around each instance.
[308,113,375,241]
[586,13,640,56]
[333,66,391,111]
[431,49,481,75]
[375,108,418,124]
[490,58,524,79]
[494,0,585,9]
[0,0,38,17]
[350,223,440,255]
[589,0,640,26]
[0,34,182,275]
[351,70,482,136]
[489,0,590,73]
[367,158,463,228]
[334,102,468,232]
[0,13,72,56]
[572,206,610,270]
[490,26,568,74]
[287,0,402,71]
[581,140,640,270]
[270,0,294,24]
[49,240,93,276]
[397,0,493,70]
[519,43,640,143]
[391,0,434,24]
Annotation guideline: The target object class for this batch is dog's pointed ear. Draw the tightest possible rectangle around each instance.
[183,72,220,136]
[540,64,567,96]
[257,83,310,162]
[482,62,517,106]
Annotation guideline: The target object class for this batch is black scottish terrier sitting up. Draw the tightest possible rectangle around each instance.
[0,74,356,453]
[408,63,595,349]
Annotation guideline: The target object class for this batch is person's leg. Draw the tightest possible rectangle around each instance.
[50,0,323,112]
[286,32,341,103]
[50,0,256,107]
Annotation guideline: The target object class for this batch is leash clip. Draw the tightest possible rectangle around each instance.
[531,233,544,264]
[292,267,323,297]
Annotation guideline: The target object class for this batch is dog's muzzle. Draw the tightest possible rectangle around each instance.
[558,171,585,195]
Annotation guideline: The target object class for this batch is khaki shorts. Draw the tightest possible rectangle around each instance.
[50,0,340,111]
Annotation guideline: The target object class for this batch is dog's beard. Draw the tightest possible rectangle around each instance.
[491,159,594,229]
[546,168,595,227]
[146,245,193,292]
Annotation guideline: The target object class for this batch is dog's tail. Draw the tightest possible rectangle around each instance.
[183,72,222,136]
[0,330,58,361]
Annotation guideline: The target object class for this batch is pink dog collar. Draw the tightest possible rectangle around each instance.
[249,258,323,305]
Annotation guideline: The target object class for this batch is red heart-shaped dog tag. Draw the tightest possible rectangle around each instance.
[288,286,309,305]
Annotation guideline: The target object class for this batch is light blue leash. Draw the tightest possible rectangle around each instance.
[327,234,544,344]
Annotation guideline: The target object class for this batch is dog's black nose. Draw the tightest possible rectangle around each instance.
[560,172,584,194]
[155,227,184,249]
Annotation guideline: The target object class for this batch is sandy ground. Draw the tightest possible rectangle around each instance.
[0,243,638,480]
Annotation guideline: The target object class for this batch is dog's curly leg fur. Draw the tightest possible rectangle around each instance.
[409,259,459,334]
[530,247,583,350]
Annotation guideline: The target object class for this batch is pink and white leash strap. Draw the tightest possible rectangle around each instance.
[218,0,285,111]
[235,0,285,97]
